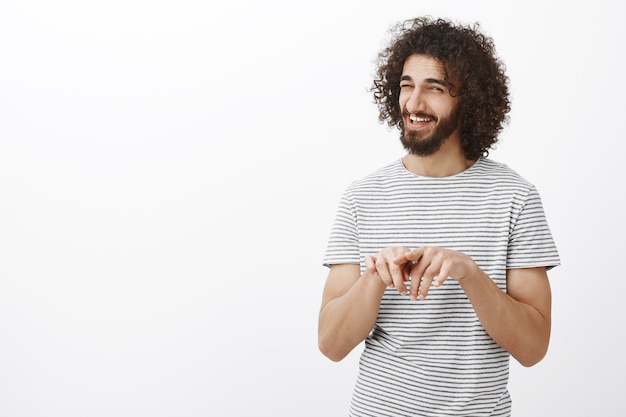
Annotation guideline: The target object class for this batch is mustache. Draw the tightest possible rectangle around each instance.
[403,111,437,121]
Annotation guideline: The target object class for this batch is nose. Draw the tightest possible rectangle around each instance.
[403,89,426,114]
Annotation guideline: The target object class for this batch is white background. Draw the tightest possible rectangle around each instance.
[1,1,624,416]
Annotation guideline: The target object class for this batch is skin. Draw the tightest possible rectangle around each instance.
[318,54,552,367]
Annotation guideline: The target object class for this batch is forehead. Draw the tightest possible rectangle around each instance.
[401,54,446,79]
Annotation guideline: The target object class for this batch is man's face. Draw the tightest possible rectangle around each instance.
[398,54,460,156]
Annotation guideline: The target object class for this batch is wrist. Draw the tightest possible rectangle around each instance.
[362,267,388,296]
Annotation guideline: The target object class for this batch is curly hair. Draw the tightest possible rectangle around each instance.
[371,16,511,160]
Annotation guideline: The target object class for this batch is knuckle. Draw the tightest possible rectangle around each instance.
[424,266,437,278]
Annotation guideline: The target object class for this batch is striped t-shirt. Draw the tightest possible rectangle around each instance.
[323,157,560,417]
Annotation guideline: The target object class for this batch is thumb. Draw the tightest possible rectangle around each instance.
[365,255,377,272]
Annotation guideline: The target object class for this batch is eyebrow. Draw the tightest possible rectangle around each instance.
[401,75,452,89]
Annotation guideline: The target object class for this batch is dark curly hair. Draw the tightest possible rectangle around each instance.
[372,16,511,160]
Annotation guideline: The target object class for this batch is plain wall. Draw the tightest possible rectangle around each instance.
[1,1,624,416]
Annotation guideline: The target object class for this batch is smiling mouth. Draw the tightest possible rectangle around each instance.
[409,114,434,123]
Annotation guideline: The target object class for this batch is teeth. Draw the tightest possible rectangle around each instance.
[410,114,430,122]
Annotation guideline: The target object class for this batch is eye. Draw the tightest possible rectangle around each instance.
[429,86,444,92]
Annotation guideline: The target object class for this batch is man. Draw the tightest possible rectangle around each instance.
[318,17,560,417]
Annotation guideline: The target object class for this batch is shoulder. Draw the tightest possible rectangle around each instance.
[343,159,406,194]
[470,158,536,193]
[471,158,527,180]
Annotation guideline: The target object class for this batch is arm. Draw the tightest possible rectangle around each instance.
[396,247,552,367]
[460,266,552,367]
[318,259,387,362]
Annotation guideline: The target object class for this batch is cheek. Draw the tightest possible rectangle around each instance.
[434,100,457,117]
[397,94,407,109]
[398,95,412,114]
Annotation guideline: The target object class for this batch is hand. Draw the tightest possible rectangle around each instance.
[367,246,412,295]
[393,246,477,301]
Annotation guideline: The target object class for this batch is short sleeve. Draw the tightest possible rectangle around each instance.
[507,186,560,270]
[322,191,361,268]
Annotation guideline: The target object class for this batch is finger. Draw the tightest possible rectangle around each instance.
[434,262,449,287]
[392,253,409,265]
[402,262,413,282]
[395,247,425,264]
[408,260,428,300]
[364,255,377,273]
[409,256,442,300]
[409,272,421,301]
[418,267,438,299]
[375,257,394,288]
[389,262,408,295]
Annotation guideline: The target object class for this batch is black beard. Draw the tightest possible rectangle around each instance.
[399,107,460,156]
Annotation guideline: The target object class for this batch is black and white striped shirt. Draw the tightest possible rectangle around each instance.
[323,157,560,417]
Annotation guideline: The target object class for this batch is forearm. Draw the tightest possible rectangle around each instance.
[318,271,387,362]
[459,267,551,366]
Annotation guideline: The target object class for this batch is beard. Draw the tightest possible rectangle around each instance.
[400,106,460,156]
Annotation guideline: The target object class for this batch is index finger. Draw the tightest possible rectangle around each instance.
[387,260,410,295]
[393,247,424,265]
